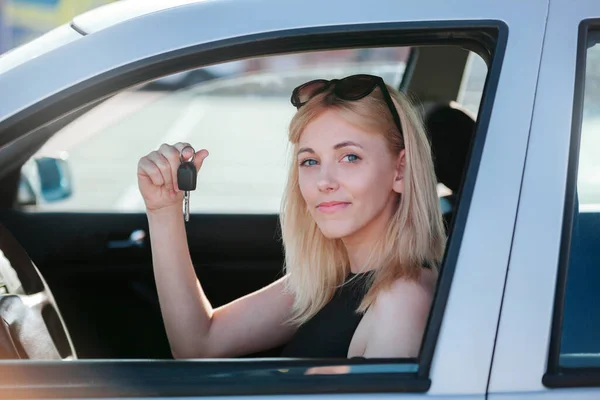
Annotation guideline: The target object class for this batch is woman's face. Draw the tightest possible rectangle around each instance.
[297,108,405,241]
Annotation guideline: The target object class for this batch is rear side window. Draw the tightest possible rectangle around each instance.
[577,43,600,209]
[549,27,600,371]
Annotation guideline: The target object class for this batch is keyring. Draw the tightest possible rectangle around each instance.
[179,145,196,163]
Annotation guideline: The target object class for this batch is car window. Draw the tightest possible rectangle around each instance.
[21,47,414,214]
[577,37,600,209]
[556,29,600,367]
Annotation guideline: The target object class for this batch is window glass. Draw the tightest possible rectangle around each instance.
[22,47,411,214]
[578,36,600,208]
[559,31,600,366]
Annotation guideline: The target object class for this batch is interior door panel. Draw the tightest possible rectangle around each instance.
[0,210,284,359]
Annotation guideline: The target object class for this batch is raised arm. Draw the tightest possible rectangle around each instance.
[138,142,297,358]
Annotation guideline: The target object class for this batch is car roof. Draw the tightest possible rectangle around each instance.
[72,0,210,34]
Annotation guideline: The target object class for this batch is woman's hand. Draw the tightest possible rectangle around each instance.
[137,142,209,213]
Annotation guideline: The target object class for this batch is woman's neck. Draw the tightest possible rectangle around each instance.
[344,242,377,273]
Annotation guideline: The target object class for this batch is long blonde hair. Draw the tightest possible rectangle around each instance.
[280,82,446,325]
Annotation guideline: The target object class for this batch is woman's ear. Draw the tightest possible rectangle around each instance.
[392,149,406,194]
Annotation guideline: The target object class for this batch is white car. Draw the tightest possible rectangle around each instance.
[0,0,598,399]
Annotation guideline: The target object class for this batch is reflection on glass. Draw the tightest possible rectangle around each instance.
[578,42,600,209]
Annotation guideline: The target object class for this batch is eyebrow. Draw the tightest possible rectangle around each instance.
[334,141,363,150]
[296,141,363,156]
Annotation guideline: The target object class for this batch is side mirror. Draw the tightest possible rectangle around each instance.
[35,156,73,202]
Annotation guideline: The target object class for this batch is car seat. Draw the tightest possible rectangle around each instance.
[423,102,476,233]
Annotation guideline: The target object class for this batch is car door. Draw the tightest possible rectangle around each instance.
[488,0,600,398]
[0,0,547,398]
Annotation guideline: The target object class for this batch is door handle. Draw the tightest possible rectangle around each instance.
[106,229,147,249]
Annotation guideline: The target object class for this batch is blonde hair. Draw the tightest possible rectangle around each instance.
[280,82,446,325]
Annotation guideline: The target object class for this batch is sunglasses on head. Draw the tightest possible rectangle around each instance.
[290,74,404,138]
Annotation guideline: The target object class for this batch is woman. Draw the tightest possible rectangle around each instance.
[137,74,446,359]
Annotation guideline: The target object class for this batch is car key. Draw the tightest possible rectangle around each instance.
[178,146,197,222]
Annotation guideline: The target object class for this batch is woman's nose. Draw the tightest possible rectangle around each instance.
[317,165,339,192]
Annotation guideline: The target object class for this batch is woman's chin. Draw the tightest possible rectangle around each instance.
[316,222,355,240]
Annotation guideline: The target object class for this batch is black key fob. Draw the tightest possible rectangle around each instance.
[178,162,197,191]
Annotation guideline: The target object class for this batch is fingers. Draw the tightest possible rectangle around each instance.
[139,143,209,193]
[174,142,194,161]
[173,142,209,173]
[147,150,174,192]
[194,149,209,171]
[159,143,182,192]
[138,157,164,186]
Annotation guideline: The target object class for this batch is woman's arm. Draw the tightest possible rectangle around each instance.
[139,142,297,359]
[148,207,297,359]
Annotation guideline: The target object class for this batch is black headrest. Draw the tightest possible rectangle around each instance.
[425,103,476,193]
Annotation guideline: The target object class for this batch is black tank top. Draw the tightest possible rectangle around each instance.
[280,272,372,358]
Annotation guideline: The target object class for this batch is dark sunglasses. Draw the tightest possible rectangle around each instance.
[290,74,404,138]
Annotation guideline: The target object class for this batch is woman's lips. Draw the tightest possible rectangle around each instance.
[316,201,351,213]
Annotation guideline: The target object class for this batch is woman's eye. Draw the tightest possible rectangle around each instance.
[300,158,318,167]
[342,154,361,163]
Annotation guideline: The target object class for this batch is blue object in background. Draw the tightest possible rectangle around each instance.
[17,0,59,5]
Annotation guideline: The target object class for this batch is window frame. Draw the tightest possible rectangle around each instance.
[0,21,507,397]
[544,19,600,389]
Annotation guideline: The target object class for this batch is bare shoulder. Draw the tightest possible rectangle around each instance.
[362,268,437,358]
[373,268,436,315]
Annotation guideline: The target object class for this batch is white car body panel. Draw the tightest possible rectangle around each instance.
[490,0,600,398]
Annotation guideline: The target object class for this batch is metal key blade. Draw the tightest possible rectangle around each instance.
[184,191,190,222]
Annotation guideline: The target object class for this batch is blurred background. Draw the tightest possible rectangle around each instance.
[0,0,116,54]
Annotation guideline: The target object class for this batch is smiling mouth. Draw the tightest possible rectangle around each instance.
[316,202,351,213]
